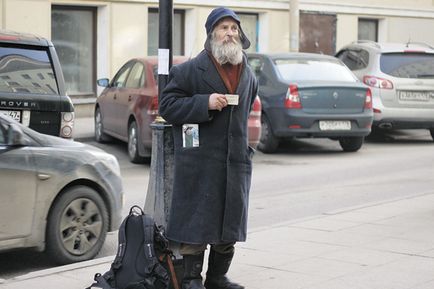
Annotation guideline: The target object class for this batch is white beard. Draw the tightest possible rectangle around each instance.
[210,35,243,65]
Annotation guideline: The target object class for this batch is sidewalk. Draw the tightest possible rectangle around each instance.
[2,192,434,289]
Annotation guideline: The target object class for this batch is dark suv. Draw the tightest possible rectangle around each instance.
[0,30,74,138]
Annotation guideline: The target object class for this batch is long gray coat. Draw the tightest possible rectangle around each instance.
[159,50,258,244]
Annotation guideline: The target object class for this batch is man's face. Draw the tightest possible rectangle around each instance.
[213,18,240,45]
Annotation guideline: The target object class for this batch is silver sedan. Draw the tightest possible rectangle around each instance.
[0,113,123,264]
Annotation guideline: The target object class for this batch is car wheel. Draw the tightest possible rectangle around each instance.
[257,114,279,153]
[430,129,434,141]
[128,121,146,163]
[46,186,108,265]
[94,107,112,143]
[339,136,364,152]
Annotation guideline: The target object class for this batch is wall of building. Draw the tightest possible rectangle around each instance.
[1,0,433,101]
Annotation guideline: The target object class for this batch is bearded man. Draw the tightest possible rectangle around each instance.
[159,7,258,289]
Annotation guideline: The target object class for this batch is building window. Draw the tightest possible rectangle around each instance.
[358,19,378,41]
[237,13,259,53]
[52,6,96,96]
[148,8,185,56]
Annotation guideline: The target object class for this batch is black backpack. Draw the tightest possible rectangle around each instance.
[86,206,179,289]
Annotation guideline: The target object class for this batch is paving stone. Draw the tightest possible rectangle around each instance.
[318,247,405,266]
[279,256,366,278]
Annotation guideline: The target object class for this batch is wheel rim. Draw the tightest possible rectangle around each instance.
[59,198,103,255]
[95,110,102,140]
[128,123,138,159]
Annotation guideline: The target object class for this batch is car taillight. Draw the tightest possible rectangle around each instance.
[250,96,262,116]
[364,88,373,109]
[285,84,302,109]
[363,75,393,89]
[60,112,74,138]
[147,95,159,116]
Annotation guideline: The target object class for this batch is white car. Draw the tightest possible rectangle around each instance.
[337,41,434,140]
[0,114,123,264]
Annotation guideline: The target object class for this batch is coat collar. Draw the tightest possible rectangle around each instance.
[197,50,248,94]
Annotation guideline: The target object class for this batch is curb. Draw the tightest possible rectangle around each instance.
[7,256,115,283]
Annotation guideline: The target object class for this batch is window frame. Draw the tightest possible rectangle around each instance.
[147,8,185,56]
[358,18,378,42]
[51,5,97,97]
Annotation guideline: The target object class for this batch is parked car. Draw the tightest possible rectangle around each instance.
[336,41,434,140]
[0,29,74,138]
[247,52,373,153]
[248,95,262,148]
[95,57,262,163]
[0,113,123,265]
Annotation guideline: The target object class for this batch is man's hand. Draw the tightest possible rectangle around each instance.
[208,93,228,111]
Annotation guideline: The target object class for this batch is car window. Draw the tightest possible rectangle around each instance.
[338,49,368,71]
[125,62,145,88]
[248,57,263,78]
[112,62,132,88]
[380,53,434,79]
[0,46,59,94]
[274,58,357,82]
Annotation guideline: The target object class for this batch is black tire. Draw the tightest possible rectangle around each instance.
[430,129,434,141]
[257,114,279,153]
[339,136,364,152]
[46,186,108,265]
[94,107,112,143]
[128,121,146,163]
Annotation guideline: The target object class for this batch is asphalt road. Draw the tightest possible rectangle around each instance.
[1,129,433,279]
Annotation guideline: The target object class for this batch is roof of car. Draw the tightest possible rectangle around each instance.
[342,41,434,53]
[0,29,51,47]
[135,56,190,66]
[248,52,339,61]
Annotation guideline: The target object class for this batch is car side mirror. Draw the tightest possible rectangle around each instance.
[7,124,29,146]
[97,78,110,87]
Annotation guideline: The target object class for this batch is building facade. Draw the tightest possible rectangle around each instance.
[1,0,434,114]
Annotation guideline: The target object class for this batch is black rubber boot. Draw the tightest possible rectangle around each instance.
[204,250,244,289]
[182,253,205,289]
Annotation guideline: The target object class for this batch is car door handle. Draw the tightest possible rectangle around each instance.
[38,173,51,180]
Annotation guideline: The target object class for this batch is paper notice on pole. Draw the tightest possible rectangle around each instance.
[158,49,170,75]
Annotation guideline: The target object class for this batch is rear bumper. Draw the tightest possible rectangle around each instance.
[269,109,373,138]
[373,107,434,129]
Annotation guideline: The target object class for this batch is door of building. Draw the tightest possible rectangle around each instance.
[300,12,336,55]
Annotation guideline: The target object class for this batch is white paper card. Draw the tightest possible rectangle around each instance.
[225,94,239,105]
[158,49,170,75]
[182,124,199,148]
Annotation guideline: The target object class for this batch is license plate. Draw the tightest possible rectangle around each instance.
[0,110,21,122]
[319,120,351,131]
[398,91,432,102]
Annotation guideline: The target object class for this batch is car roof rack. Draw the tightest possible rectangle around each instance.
[405,41,434,50]
[352,40,380,47]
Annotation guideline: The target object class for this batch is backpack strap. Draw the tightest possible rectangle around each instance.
[141,214,170,289]
[142,214,157,264]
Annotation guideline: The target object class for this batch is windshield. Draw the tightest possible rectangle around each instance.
[0,46,59,94]
[380,53,434,79]
[274,58,357,82]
